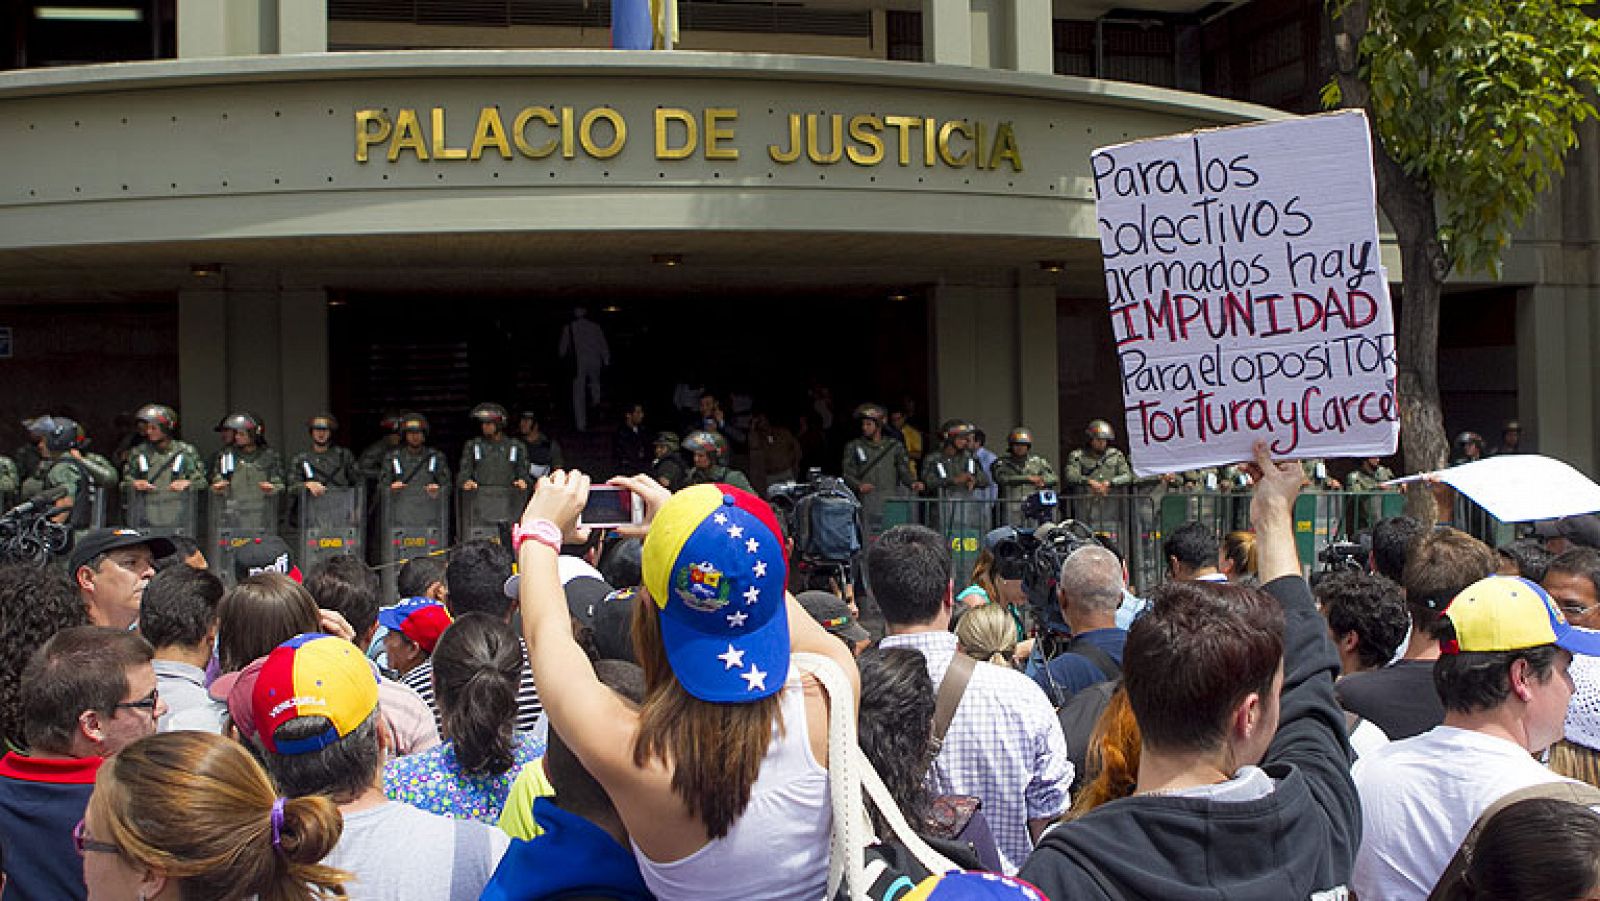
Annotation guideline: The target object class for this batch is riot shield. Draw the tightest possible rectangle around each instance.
[294,485,364,572]
[379,484,449,601]
[458,484,524,545]
[207,486,281,584]
[122,485,201,539]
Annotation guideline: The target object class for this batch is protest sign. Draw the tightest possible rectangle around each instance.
[1094,110,1399,477]
[1389,455,1600,523]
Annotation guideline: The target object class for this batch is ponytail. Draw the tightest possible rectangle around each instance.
[432,613,523,775]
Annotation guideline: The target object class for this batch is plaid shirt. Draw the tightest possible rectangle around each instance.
[880,630,1073,874]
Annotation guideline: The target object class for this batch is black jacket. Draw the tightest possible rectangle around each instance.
[1018,576,1360,900]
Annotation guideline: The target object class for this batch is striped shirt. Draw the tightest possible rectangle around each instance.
[402,638,543,734]
[879,630,1073,874]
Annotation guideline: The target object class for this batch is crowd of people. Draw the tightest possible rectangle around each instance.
[1,387,1596,901]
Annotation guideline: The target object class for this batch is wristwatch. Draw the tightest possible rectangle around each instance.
[511,519,563,554]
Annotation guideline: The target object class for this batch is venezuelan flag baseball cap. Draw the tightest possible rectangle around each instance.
[1440,575,1600,656]
[904,873,1050,900]
[377,597,453,654]
[251,633,380,755]
[641,484,789,703]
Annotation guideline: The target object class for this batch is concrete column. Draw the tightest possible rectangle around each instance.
[1007,0,1054,73]
[279,289,329,457]
[226,282,285,442]
[177,0,269,58]
[1016,278,1060,470]
[932,274,1045,452]
[178,288,229,454]
[278,0,328,54]
[969,0,998,68]
[1518,283,1596,475]
[923,0,974,66]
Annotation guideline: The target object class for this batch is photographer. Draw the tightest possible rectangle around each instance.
[1032,546,1127,707]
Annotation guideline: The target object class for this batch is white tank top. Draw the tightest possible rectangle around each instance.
[632,669,831,901]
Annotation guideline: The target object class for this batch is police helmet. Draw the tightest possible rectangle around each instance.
[1086,420,1116,442]
[378,411,405,433]
[654,431,680,448]
[22,416,53,438]
[72,423,93,450]
[471,403,509,425]
[1455,431,1484,448]
[1007,427,1034,447]
[135,404,178,434]
[40,416,79,453]
[682,430,728,460]
[1503,420,1522,433]
[940,419,976,442]
[221,413,263,438]
[307,414,338,431]
[400,415,430,435]
[854,403,888,423]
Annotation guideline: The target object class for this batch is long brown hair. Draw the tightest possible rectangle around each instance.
[631,587,783,839]
[217,573,320,673]
[91,731,349,900]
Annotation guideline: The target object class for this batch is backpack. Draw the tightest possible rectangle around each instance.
[793,478,863,563]
[1057,679,1119,794]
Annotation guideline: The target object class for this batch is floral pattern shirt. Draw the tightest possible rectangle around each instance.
[382,733,544,824]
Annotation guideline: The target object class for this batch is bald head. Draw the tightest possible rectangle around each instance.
[1058,546,1126,626]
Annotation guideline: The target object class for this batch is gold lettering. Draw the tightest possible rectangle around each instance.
[991,121,1023,172]
[704,108,739,161]
[974,120,988,169]
[561,107,576,160]
[768,114,802,163]
[923,117,937,167]
[355,109,392,163]
[580,107,627,159]
[937,120,972,167]
[429,107,468,160]
[469,107,512,161]
[512,107,558,159]
[655,108,698,160]
[805,114,843,165]
[884,115,921,166]
[846,115,884,166]
[387,109,428,162]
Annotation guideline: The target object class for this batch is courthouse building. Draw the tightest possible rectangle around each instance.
[0,0,1593,471]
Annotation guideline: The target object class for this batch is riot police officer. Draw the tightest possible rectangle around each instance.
[384,415,451,497]
[1452,431,1486,466]
[20,416,100,528]
[289,415,358,495]
[651,431,687,490]
[921,419,989,496]
[459,403,531,493]
[1063,420,1133,496]
[517,410,564,479]
[0,452,17,505]
[122,404,205,496]
[210,413,285,495]
[843,403,921,533]
[1345,457,1396,492]
[989,426,1058,504]
[357,411,406,482]
[1300,459,1342,490]
[71,425,119,495]
[682,430,753,493]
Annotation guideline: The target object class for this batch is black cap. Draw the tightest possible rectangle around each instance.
[592,587,639,663]
[564,576,614,629]
[69,528,176,573]
[797,590,870,643]
[232,535,302,583]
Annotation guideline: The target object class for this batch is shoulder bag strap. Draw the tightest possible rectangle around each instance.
[1427,780,1600,901]
[929,651,975,760]
[1065,635,1122,681]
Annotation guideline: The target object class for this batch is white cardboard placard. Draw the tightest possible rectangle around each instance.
[1389,455,1600,523]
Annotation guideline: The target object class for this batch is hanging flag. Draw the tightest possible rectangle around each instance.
[613,0,653,48]
[652,0,678,49]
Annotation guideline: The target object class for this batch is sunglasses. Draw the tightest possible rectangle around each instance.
[112,687,160,714]
[73,819,118,856]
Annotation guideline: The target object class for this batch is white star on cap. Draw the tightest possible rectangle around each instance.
[713,512,728,525]
[726,610,749,627]
[746,538,760,554]
[718,644,745,670]
[753,560,768,578]
[744,585,760,605]
[727,524,744,539]
[742,665,768,692]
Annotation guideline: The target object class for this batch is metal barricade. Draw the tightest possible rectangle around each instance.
[122,485,201,539]
[877,497,990,583]
[293,486,364,573]
[458,484,524,545]
[207,486,281,583]
[379,484,449,602]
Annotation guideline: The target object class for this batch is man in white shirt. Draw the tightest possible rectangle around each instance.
[870,524,1072,874]
[1352,575,1600,900]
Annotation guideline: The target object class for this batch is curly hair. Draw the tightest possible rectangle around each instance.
[0,564,88,748]
[856,647,936,836]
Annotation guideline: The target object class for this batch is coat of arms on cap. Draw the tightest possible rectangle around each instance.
[675,561,732,612]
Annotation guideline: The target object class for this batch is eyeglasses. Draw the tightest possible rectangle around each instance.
[1559,603,1600,620]
[112,687,159,714]
[73,819,118,856]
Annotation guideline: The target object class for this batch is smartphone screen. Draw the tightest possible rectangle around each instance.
[581,486,637,527]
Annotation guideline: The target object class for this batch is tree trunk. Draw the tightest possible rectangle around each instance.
[1328,0,1453,523]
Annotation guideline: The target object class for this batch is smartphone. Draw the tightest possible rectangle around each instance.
[580,485,644,529]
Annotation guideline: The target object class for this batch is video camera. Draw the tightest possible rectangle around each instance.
[1317,535,1370,574]
[766,469,864,591]
[988,516,1104,646]
[0,488,75,567]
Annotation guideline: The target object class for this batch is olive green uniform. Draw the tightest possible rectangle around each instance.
[686,465,753,494]
[122,439,205,531]
[211,446,285,530]
[81,452,118,492]
[652,454,688,490]
[357,438,397,482]
[382,444,452,531]
[1062,448,1133,491]
[459,436,532,488]
[843,436,916,531]
[23,455,98,529]
[1300,459,1339,490]
[1345,465,1395,492]
[1174,468,1222,492]
[211,446,285,492]
[0,454,18,503]
[990,453,1058,503]
[921,450,989,497]
[288,446,359,489]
